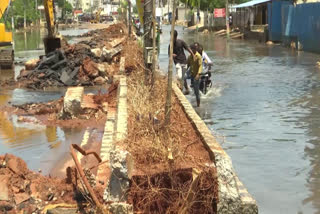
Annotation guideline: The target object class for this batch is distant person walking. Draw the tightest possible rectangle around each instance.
[197,10,201,24]
[168,30,194,91]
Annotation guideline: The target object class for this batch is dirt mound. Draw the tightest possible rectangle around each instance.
[0,154,75,213]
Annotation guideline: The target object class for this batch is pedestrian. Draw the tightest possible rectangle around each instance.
[168,30,194,92]
[197,10,201,24]
[229,14,233,27]
[197,44,213,72]
[187,44,202,107]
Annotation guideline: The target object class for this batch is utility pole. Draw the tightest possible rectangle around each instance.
[164,0,176,125]
[143,0,152,65]
[24,0,27,29]
[151,0,156,87]
[226,0,230,39]
[128,0,131,36]
[167,0,170,22]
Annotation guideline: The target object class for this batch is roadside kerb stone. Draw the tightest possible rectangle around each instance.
[115,76,128,141]
[102,72,133,213]
[119,57,125,75]
[172,84,258,214]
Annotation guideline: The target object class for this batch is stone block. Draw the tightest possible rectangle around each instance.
[47,208,78,214]
[119,57,125,74]
[63,87,84,118]
[0,175,9,201]
[103,149,131,202]
[25,58,39,70]
[91,48,102,58]
[109,202,133,214]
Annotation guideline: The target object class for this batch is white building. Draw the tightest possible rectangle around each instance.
[101,0,120,15]
[66,0,102,12]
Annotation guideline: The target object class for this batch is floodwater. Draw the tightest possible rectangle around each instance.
[0,27,92,175]
[159,25,320,214]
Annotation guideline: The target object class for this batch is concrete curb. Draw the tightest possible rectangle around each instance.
[100,68,132,212]
[172,84,258,214]
[115,76,128,141]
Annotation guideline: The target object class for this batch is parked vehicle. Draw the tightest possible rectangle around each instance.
[101,15,114,23]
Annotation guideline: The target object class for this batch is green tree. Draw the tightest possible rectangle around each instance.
[6,0,40,28]
[180,0,249,11]
[56,0,73,14]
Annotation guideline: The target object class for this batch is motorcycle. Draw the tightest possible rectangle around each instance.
[199,71,212,95]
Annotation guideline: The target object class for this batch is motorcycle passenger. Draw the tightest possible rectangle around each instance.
[187,44,203,107]
[197,45,213,73]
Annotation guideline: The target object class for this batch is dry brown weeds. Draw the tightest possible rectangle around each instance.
[122,38,218,213]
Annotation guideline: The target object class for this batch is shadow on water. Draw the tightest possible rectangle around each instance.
[159,25,320,213]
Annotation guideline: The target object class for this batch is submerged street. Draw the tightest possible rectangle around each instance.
[160,25,320,214]
[0,23,319,213]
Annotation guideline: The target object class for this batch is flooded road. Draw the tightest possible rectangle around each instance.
[159,25,320,213]
[0,26,94,175]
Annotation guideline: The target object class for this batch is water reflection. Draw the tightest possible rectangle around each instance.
[13,29,45,52]
[0,88,84,175]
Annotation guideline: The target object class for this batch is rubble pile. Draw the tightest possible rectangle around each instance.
[0,154,75,213]
[17,23,126,89]
[12,84,117,125]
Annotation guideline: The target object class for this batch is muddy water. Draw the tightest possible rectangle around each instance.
[0,27,93,175]
[159,25,320,213]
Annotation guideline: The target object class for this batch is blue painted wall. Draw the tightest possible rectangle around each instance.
[294,3,320,53]
[268,0,292,42]
[271,2,320,53]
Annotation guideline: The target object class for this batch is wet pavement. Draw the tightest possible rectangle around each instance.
[0,26,97,175]
[159,25,320,214]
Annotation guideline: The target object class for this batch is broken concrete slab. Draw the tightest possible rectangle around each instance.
[109,202,133,214]
[83,57,99,78]
[51,59,67,70]
[18,69,33,79]
[102,45,122,62]
[25,58,40,70]
[5,154,29,176]
[91,48,102,58]
[97,63,106,74]
[14,193,30,205]
[0,175,9,201]
[46,208,78,214]
[94,76,107,85]
[109,37,126,48]
[63,87,84,118]
[103,149,131,202]
[60,71,74,86]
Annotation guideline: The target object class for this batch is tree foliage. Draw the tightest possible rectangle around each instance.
[4,0,73,28]
[180,0,250,11]
[4,0,40,28]
[56,0,73,14]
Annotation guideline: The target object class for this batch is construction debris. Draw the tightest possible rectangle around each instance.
[62,87,84,119]
[0,154,76,213]
[17,23,126,89]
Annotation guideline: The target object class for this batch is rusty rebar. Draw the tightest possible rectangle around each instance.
[70,145,106,213]
[72,144,102,163]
